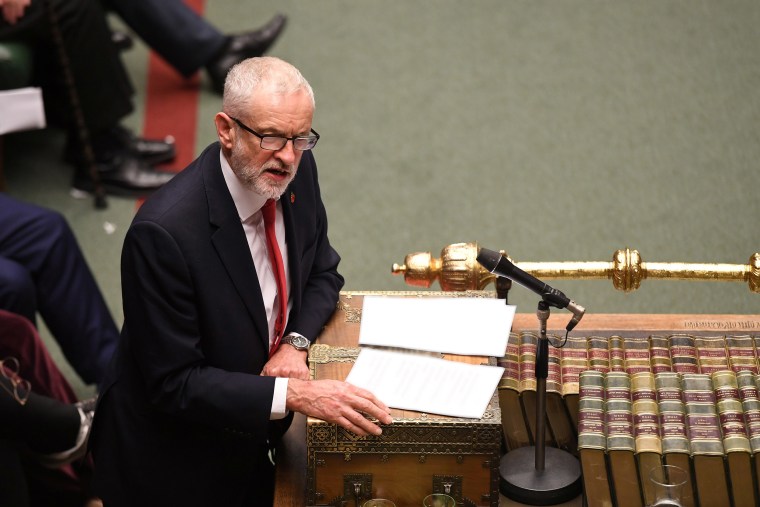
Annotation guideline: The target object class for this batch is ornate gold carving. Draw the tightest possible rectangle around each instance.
[337,297,362,323]
[309,344,359,363]
[392,242,760,294]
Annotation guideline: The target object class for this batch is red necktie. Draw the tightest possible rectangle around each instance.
[262,199,287,356]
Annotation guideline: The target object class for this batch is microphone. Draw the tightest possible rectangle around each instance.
[476,247,586,332]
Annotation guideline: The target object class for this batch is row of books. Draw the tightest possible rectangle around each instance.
[578,369,760,507]
[496,332,760,459]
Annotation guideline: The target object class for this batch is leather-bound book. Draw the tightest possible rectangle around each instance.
[609,336,625,373]
[496,332,531,451]
[587,336,611,374]
[630,371,661,507]
[654,371,695,507]
[695,335,729,375]
[648,335,673,374]
[712,370,755,507]
[578,370,612,507]
[518,331,555,446]
[681,373,730,506]
[605,371,642,507]
[560,335,589,429]
[547,334,576,454]
[668,335,698,374]
[737,371,760,497]
[726,335,759,374]
[623,337,651,375]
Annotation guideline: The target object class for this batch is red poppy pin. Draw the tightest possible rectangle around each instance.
[290,192,295,204]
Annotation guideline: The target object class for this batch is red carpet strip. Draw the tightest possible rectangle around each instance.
[141,0,206,175]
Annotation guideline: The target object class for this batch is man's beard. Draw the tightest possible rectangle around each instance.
[229,138,297,199]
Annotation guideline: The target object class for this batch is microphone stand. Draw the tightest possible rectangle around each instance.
[499,300,582,505]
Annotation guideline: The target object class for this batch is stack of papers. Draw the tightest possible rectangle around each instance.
[345,296,515,419]
[0,88,46,135]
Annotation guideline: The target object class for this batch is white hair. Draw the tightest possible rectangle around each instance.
[222,57,315,118]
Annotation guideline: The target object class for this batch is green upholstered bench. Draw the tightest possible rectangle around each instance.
[0,42,34,89]
[0,41,35,190]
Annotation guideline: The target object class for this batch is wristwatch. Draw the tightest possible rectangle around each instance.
[281,333,310,351]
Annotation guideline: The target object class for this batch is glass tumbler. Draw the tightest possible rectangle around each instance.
[423,493,457,507]
[647,464,688,507]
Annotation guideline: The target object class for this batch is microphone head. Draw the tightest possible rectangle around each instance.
[476,247,502,273]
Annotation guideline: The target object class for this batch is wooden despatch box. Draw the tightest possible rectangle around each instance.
[306,292,502,507]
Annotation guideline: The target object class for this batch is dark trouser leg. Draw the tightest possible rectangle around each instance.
[102,0,226,76]
[0,195,119,385]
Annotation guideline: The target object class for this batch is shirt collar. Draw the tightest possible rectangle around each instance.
[220,151,272,222]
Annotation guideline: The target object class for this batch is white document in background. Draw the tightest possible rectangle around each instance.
[0,87,46,135]
[358,296,514,357]
[346,347,504,419]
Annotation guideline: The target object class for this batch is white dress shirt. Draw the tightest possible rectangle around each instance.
[220,152,290,419]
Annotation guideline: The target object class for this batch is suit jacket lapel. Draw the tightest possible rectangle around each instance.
[203,147,270,349]
[281,189,302,330]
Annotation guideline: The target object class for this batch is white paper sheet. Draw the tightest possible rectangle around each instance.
[0,87,46,135]
[358,296,514,357]
[345,347,504,419]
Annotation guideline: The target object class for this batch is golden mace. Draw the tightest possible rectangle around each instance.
[391,242,760,294]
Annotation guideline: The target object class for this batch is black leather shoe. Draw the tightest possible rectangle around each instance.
[65,126,176,167]
[206,13,287,94]
[111,30,133,51]
[125,132,176,166]
[71,152,176,198]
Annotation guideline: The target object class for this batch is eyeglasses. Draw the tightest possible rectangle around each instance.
[0,357,30,405]
[230,117,320,151]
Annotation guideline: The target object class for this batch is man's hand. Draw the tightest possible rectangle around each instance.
[287,378,393,436]
[1,0,32,25]
[260,345,310,380]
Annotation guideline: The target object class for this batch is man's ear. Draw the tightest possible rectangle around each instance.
[215,112,235,150]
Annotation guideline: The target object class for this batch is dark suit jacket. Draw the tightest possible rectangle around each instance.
[91,142,344,506]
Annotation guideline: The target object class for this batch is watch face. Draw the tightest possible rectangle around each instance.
[288,335,309,349]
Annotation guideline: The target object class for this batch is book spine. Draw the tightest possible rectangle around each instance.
[497,333,520,391]
[578,370,606,450]
[736,370,760,453]
[631,371,662,454]
[605,371,634,451]
[609,336,625,373]
[681,373,724,456]
[546,335,562,395]
[668,334,699,374]
[587,336,610,373]
[726,335,759,374]
[654,372,690,455]
[560,336,588,397]
[623,337,651,375]
[497,332,531,451]
[518,332,538,392]
[712,370,753,454]
[648,335,673,374]
[695,335,729,375]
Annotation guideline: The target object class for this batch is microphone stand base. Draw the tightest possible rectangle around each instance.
[500,446,582,506]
